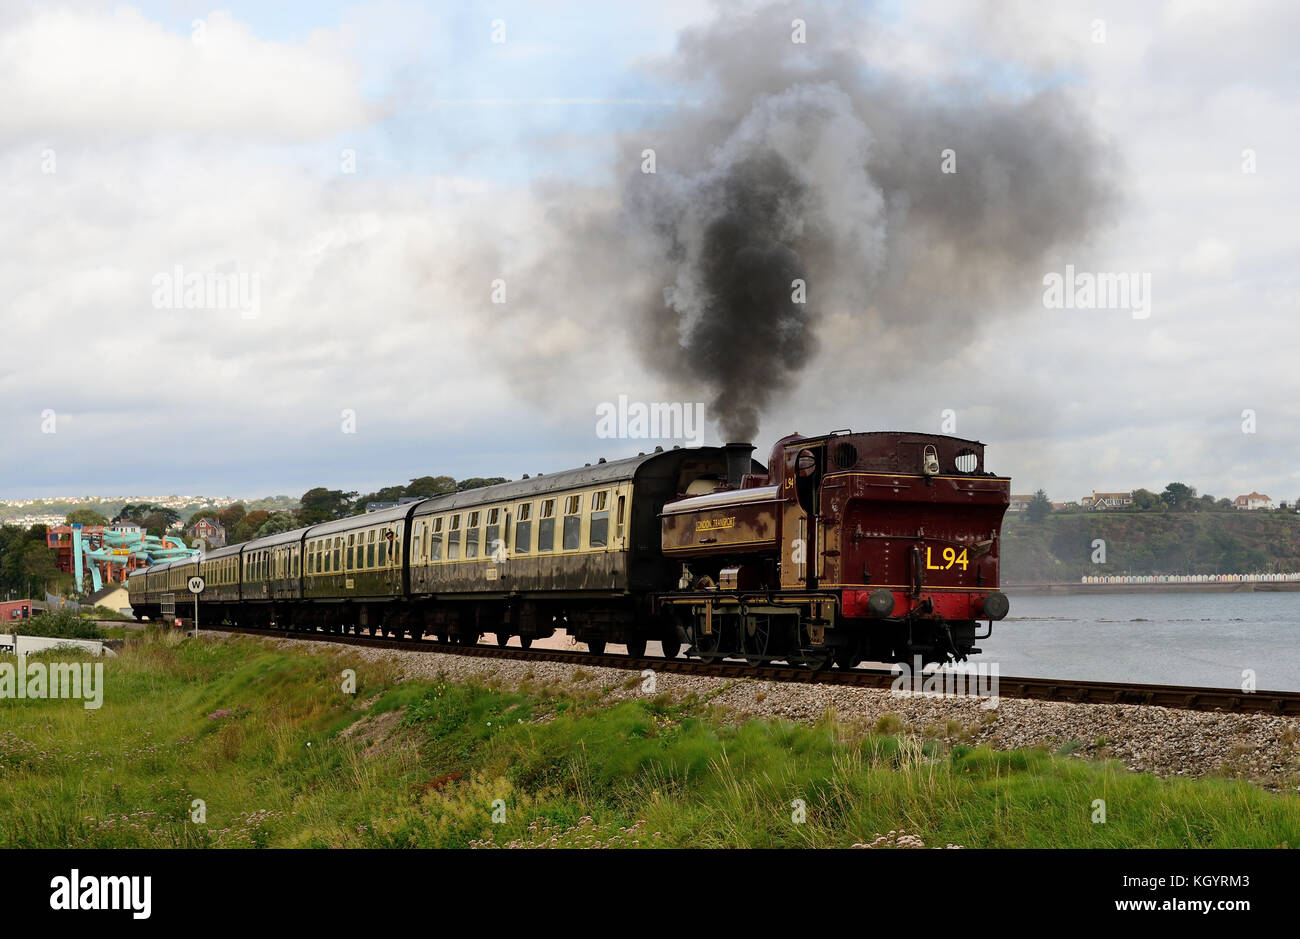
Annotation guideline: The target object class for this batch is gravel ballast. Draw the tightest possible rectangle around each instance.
[206,632,1300,790]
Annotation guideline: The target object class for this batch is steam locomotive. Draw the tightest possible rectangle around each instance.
[128,430,1010,667]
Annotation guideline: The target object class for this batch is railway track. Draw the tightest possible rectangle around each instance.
[179,622,1300,718]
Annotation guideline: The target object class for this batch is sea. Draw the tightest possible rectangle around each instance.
[984,591,1300,692]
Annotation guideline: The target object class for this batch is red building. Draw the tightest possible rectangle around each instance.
[1,599,39,623]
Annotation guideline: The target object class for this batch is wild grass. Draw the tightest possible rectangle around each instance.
[0,630,1295,848]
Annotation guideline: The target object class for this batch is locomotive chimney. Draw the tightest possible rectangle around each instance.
[724,442,754,488]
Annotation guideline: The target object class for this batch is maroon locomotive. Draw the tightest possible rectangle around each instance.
[658,431,1010,667]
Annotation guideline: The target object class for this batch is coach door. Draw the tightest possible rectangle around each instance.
[780,442,824,590]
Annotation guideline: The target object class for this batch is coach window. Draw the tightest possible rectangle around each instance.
[378,530,388,567]
[392,528,401,567]
[616,494,627,540]
[562,494,582,551]
[538,499,556,552]
[514,503,532,554]
[365,530,375,568]
[334,537,343,572]
[589,491,610,548]
[430,517,444,561]
[485,508,502,560]
[447,515,462,559]
[412,521,425,565]
[466,511,480,559]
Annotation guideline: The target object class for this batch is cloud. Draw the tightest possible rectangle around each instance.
[1,0,1298,508]
[0,6,368,140]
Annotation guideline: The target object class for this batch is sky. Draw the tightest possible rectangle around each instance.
[1,0,1297,505]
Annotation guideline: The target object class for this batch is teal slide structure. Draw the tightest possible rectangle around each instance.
[71,525,198,592]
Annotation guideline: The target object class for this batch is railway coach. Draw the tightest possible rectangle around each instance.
[128,430,1011,667]
[130,445,744,653]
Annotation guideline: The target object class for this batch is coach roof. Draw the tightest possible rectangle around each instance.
[409,448,691,518]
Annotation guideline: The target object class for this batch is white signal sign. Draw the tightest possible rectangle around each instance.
[187,576,206,595]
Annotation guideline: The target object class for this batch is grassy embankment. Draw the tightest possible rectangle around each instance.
[1002,510,1300,582]
[0,631,1296,848]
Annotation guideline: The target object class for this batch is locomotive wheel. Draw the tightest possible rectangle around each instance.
[624,639,647,658]
[586,639,607,655]
[518,636,533,649]
[661,638,681,659]
[692,618,728,664]
[833,644,861,669]
[496,632,510,648]
[741,614,776,665]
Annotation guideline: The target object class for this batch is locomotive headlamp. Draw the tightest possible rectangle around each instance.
[867,588,895,617]
[922,445,940,476]
[982,591,1010,621]
[796,449,817,477]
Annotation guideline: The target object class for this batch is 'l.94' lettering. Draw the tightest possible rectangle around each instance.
[926,546,969,571]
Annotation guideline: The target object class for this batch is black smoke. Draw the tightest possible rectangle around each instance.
[481,2,1119,444]
[610,3,1118,442]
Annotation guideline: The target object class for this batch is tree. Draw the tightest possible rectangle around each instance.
[22,541,63,591]
[407,475,457,498]
[352,486,408,509]
[1161,482,1198,511]
[230,509,272,544]
[1130,488,1162,511]
[217,503,247,530]
[65,509,108,527]
[456,477,508,492]
[255,512,301,538]
[297,488,358,523]
[187,508,222,526]
[1026,489,1052,523]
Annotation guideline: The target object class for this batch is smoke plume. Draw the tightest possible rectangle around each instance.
[493,3,1118,443]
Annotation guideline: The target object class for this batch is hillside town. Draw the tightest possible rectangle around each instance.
[1008,488,1290,514]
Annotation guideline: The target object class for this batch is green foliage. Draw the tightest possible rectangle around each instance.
[1003,509,1300,581]
[406,476,457,498]
[1161,482,1198,511]
[296,489,359,524]
[0,525,69,597]
[2,634,1297,848]
[15,609,105,639]
[456,477,508,492]
[1026,489,1052,523]
[65,509,108,527]
[254,513,301,538]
